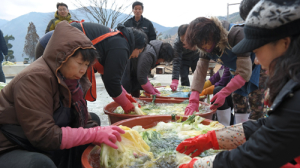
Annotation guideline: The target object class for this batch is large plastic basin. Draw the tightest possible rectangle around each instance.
[82,115,212,168]
[104,98,216,124]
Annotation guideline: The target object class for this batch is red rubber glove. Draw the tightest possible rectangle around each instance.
[113,90,135,114]
[141,80,161,96]
[184,91,200,115]
[210,74,246,110]
[121,86,141,108]
[281,156,300,168]
[170,79,179,91]
[179,158,198,168]
[176,130,219,158]
[60,126,125,150]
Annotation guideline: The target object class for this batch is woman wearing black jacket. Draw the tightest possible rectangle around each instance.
[176,0,300,167]
[35,22,148,114]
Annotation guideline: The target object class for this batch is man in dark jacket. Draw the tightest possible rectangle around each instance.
[124,1,156,42]
[0,30,8,83]
[170,24,200,91]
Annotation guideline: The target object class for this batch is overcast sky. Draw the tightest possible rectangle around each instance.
[0,0,242,27]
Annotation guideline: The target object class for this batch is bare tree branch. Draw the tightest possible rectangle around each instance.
[72,0,134,29]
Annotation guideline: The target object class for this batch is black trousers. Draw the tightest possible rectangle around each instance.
[180,56,199,86]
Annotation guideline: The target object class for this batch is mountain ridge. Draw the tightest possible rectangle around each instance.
[159,12,243,41]
[1,9,171,61]
[1,10,242,62]
[0,19,8,27]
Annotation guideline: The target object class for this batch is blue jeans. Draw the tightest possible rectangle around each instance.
[0,62,5,83]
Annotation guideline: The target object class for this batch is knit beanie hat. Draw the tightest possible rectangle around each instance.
[232,0,300,54]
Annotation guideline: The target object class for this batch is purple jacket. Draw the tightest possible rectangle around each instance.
[209,65,231,87]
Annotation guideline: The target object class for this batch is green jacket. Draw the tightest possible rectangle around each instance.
[45,12,73,33]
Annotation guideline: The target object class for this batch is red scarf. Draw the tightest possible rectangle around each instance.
[64,79,88,127]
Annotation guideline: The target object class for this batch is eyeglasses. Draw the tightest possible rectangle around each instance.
[58,9,68,12]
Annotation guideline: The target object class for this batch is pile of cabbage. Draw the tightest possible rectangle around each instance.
[99,115,224,168]
[156,86,190,97]
[0,82,7,91]
[2,61,15,66]
[114,100,210,116]
[140,86,190,98]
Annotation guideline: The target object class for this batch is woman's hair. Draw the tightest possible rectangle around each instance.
[158,42,175,62]
[239,0,260,21]
[132,28,148,49]
[178,24,189,37]
[72,48,98,66]
[185,17,221,50]
[267,34,300,103]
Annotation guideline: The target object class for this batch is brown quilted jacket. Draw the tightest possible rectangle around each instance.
[0,21,97,154]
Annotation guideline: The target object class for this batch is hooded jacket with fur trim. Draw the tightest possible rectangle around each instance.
[0,21,97,154]
[191,17,253,93]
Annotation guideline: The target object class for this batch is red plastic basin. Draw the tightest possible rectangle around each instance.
[104,98,216,124]
[82,115,212,168]
[112,115,212,128]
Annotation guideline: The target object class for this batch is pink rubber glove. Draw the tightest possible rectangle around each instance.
[121,86,141,108]
[184,91,200,115]
[60,126,125,150]
[141,80,161,96]
[210,74,246,110]
[113,90,135,114]
[170,79,179,91]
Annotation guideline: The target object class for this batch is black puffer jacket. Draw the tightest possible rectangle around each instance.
[72,22,135,98]
[214,75,300,168]
[0,30,8,62]
[124,15,156,42]
[172,37,200,80]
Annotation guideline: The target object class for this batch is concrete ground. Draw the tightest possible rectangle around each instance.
[5,65,219,126]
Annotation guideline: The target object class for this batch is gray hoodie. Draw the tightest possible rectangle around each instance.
[136,40,162,84]
[121,40,162,92]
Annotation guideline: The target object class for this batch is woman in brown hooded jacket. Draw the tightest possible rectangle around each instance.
[0,21,124,168]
